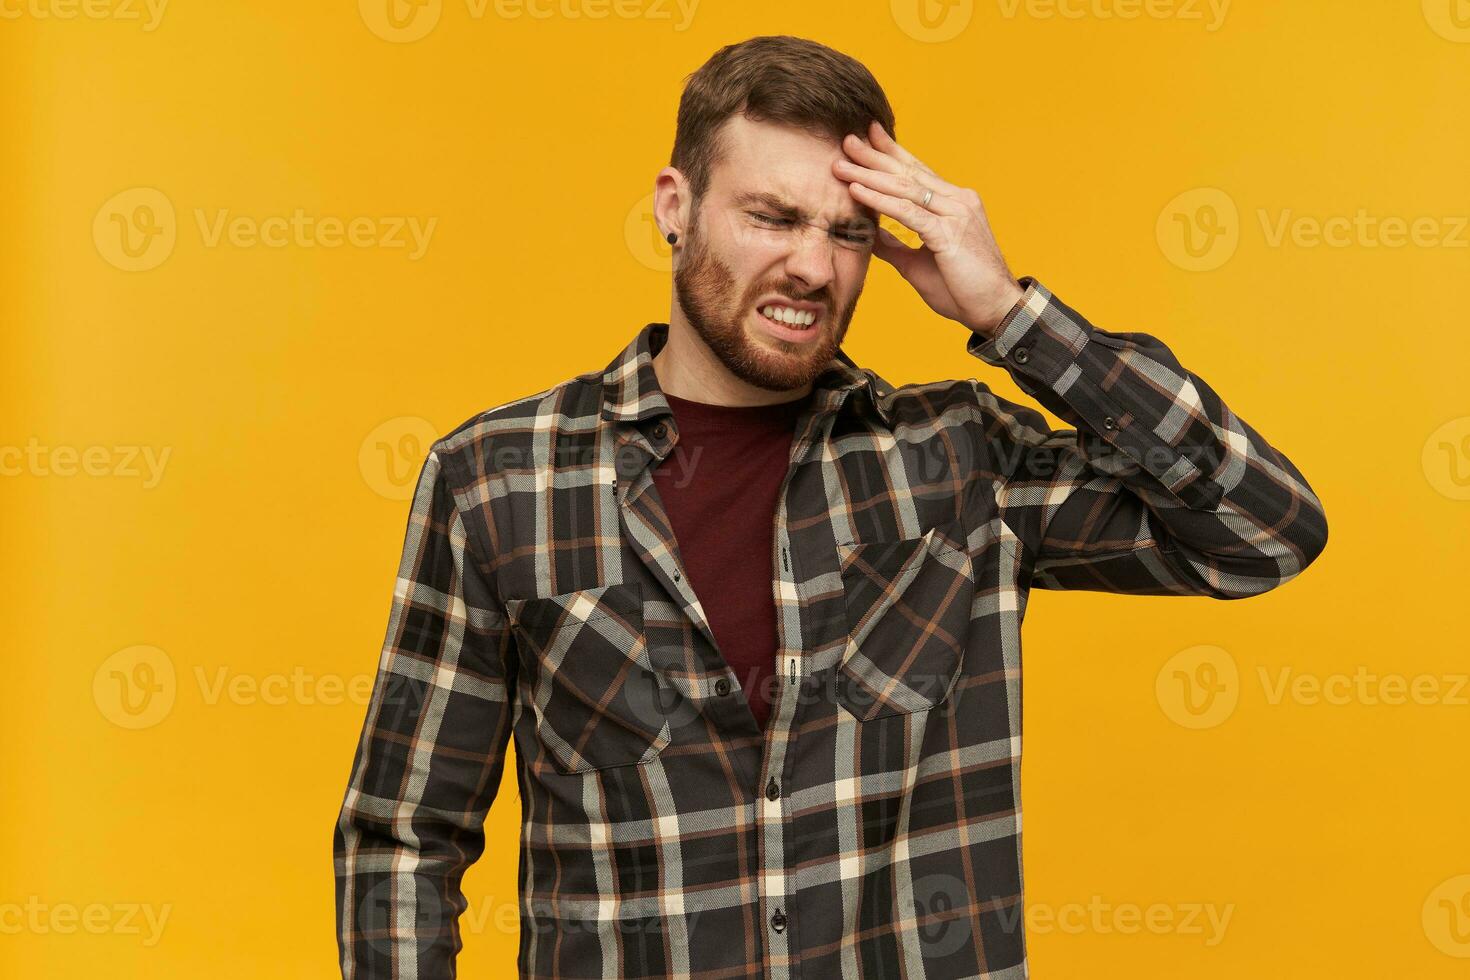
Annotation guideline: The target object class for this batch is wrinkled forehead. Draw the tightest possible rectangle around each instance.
[706,115,877,229]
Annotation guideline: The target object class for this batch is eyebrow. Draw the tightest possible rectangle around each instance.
[731,191,876,233]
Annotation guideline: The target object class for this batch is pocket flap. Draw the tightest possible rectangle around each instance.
[835,520,973,720]
[506,582,670,773]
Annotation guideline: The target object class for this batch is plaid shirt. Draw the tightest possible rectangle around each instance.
[333,276,1328,979]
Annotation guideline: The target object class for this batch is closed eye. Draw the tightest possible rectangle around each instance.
[752,212,872,245]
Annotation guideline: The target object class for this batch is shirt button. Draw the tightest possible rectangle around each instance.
[766,778,780,801]
[652,422,667,439]
[1011,346,1029,364]
[1103,416,1116,430]
[771,909,787,933]
[715,678,730,696]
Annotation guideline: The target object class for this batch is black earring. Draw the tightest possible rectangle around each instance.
[666,231,678,244]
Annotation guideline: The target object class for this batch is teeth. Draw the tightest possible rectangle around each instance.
[760,305,816,327]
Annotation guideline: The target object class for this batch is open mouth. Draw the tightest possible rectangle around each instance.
[754,302,822,340]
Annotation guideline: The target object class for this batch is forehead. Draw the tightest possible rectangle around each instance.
[706,114,874,224]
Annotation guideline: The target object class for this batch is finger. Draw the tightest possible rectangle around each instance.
[834,160,964,217]
[846,180,943,241]
[868,120,938,178]
[843,129,962,197]
[841,131,905,177]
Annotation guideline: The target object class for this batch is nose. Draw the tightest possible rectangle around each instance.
[781,223,837,298]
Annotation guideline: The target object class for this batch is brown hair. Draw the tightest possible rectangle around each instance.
[670,35,897,205]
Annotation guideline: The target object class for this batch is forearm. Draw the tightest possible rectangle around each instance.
[333,447,517,976]
[969,277,1329,597]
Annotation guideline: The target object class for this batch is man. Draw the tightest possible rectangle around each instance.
[334,35,1327,979]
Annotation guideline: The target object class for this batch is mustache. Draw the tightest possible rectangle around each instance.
[751,285,830,307]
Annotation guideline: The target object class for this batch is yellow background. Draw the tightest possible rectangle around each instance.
[3,1,1468,976]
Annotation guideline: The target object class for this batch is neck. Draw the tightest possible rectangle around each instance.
[652,316,814,407]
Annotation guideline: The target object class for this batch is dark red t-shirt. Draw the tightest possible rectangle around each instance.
[651,389,812,731]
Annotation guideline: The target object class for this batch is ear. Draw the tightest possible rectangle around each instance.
[653,166,687,242]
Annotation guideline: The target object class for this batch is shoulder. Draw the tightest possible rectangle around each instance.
[872,374,1059,483]
[429,365,606,483]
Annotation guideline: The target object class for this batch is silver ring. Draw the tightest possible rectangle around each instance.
[921,188,933,208]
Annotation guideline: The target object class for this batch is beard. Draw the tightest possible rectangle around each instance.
[672,213,861,392]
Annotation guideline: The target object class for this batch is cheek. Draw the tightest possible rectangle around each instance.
[835,260,869,301]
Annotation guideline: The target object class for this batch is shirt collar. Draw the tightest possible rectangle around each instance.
[599,322,894,427]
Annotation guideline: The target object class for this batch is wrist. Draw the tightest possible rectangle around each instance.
[965,281,1026,338]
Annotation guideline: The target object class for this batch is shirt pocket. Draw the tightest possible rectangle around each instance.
[834,519,974,721]
[504,581,671,774]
